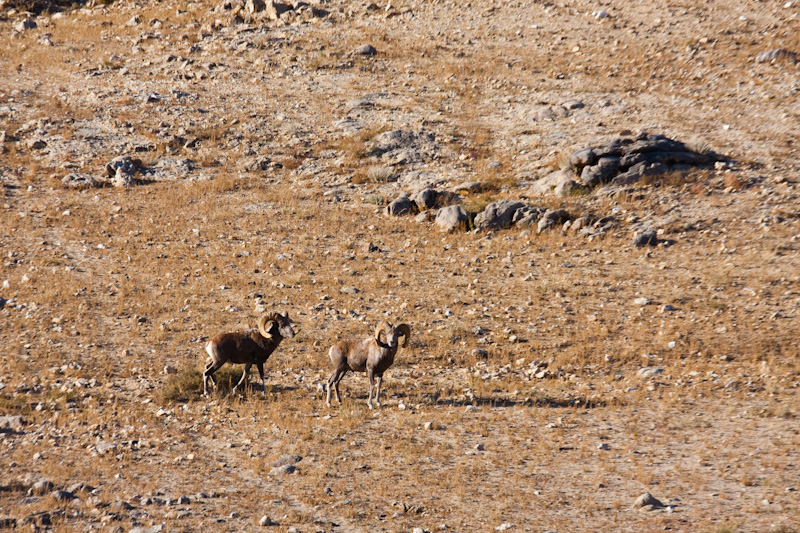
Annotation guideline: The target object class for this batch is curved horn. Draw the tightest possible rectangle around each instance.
[395,323,411,347]
[374,321,392,344]
[258,313,279,339]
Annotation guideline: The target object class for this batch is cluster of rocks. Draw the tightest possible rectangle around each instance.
[216,0,329,24]
[755,48,798,64]
[0,479,98,527]
[0,415,26,434]
[385,187,460,217]
[62,156,145,189]
[530,98,587,122]
[367,129,440,166]
[270,454,303,475]
[532,133,720,197]
[61,155,202,189]
[387,191,619,240]
[4,0,77,16]
[4,115,201,187]
[0,473,222,528]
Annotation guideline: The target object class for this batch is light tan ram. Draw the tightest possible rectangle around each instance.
[326,321,411,409]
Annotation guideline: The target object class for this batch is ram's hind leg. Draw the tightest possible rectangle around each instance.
[327,367,347,407]
[203,360,223,396]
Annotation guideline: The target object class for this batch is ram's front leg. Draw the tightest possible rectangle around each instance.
[373,374,383,407]
[367,368,376,409]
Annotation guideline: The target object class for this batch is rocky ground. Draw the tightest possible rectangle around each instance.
[1,0,799,531]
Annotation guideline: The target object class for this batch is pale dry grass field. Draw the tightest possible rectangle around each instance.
[1,0,799,531]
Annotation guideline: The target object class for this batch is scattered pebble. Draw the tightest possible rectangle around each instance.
[273,455,303,467]
[259,515,277,526]
[270,464,297,476]
[633,492,664,510]
[354,44,378,57]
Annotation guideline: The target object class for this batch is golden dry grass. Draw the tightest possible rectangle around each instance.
[1,0,800,531]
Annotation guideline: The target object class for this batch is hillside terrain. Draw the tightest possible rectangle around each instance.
[1,0,799,531]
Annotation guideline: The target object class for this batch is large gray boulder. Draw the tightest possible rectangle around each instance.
[563,133,719,193]
[414,188,438,210]
[569,148,597,171]
[537,209,570,233]
[474,200,525,231]
[368,129,437,164]
[414,188,461,211]
[555,179,581,197]
[580,156,620,186]
[512,206,547,228]
[386,195,417,216]
[528,169,575,196]
[106,156,142,188]
[632,231,659,247]
[435,205,471,233]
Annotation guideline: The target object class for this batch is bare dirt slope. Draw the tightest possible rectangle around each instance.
[1,0,799,531]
